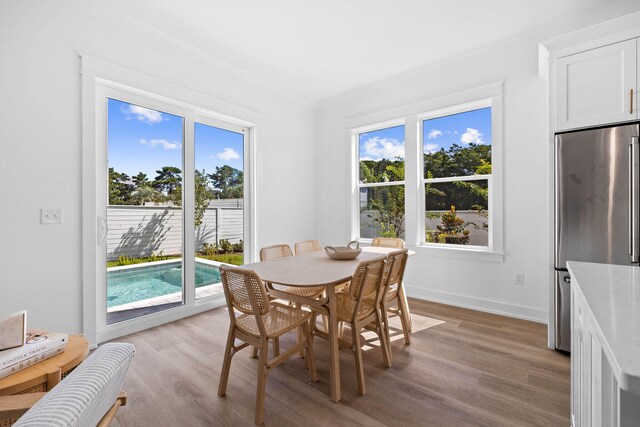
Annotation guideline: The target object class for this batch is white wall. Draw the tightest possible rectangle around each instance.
[0,0,316,333]
[314,2,640,323]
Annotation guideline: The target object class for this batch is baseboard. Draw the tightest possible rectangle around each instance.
[405,286,549,324]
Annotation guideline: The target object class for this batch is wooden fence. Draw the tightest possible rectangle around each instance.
[107,206,243,261]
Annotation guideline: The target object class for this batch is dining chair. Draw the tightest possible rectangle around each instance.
[371,237,405,249]
[314,256,390,396]
[294,239,322,255]
[259,244,326,357]
[379,249,410,362]
[217,265,318,426]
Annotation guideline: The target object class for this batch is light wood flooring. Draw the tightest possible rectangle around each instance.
[110,299,570,426]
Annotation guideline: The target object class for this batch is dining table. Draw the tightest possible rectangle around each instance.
[241,245,411,403]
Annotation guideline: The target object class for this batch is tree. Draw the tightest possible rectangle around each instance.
[132,172,149,188]
[208,165,243,199]
[360,158,405,238]
[108,167,134,205]
[195,169,214,227]
[153,166,182,198]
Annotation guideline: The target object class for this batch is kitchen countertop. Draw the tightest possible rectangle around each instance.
[567,261,640,394]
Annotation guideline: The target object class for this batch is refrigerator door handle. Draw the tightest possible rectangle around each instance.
[631,137,639,263]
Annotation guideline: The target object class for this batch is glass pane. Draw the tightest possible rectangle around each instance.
[194,123,244,300]
[106,98,184,324]
[423,107,492,179]
[359,125,405,183]
[360,185,405,239]
[425,180,488,246]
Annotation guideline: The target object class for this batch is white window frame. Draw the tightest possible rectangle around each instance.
[419,99,494,250]
[351,119,406,242]
[81,54,257,344]
[349,82,503,262]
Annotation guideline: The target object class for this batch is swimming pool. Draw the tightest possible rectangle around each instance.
[107,260,221,308]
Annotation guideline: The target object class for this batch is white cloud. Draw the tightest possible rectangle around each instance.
[424,143,440,154]
[122,104,164,124]
[460,128,485,145]
[427,129,442,139]
[139,139,180,150]
[360,137,404,161]
[215,147,240,161]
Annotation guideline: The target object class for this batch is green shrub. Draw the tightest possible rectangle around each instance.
[219,239,233,254]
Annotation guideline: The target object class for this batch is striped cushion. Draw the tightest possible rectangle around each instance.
[14,342,135,427]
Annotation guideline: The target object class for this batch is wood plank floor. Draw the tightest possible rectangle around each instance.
[110,299,570,426]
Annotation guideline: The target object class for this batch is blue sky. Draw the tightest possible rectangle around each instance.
[107,98,243,181]
[358,107,491,161]
[422,107,492,154]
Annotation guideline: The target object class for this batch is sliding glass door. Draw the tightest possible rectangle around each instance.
[92,83,252,341]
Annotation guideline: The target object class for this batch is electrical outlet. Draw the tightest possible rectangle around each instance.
[514,272,524,286]
[41,208,63,224]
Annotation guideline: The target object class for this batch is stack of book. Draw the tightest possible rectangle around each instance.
[0,330,68,379]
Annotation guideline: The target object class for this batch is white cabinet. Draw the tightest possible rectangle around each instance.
[556,39,638,131]
[569,264,640,427]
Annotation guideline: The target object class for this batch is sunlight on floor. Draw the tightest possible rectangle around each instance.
[361,313,445,351]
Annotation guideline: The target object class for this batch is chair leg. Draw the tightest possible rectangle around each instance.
[397,295,411,345]
[218,329,235,396]
[255,343,269,426]
[301,321,318,382]
[250,346,259,359]
[398,283,413,332]
[273,337,280,358]
[376,310,392,368]
[351,323,366,396]
[321,315,329,333]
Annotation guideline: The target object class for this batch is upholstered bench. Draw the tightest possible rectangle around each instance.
[0,342,135,427]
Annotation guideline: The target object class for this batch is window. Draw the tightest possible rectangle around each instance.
[421,106,492,247]
[350,84,503,258]
[356,124,405,239]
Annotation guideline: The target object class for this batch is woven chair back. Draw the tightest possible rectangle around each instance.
[294,239,322,255]
[349,257,385,305]
[259,244,293,261]
[220,265,270,316]
[384,249,409,287]
[371,237,405,249]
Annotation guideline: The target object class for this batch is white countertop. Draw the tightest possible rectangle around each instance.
[567,261,640,394]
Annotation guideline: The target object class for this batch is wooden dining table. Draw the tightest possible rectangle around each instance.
[241,246,409,403]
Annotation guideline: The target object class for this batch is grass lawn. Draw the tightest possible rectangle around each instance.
[107,253,244,268]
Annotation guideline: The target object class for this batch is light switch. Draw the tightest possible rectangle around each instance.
[41,208,63,224]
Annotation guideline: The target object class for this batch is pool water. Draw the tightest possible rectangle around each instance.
[107,261,221,308]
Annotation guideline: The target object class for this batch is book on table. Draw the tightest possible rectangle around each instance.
[0,330,68,379]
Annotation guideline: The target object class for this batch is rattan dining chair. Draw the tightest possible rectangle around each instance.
[313,256,390,396]
[217,265,318,426]
[294,239,322,255]
[259,244,324,299]
[379,249,410,363]
[259,244,326,357]
[371,237,405,249]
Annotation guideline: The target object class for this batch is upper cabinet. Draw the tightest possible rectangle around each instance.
[556,38,638,131]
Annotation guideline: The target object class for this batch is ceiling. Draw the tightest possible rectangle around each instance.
[98,0,618,102]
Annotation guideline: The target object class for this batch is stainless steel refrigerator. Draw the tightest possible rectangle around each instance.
[555,123,640,351]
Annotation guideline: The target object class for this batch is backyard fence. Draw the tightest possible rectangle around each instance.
[360,210,489,246]
[107,206,243,261]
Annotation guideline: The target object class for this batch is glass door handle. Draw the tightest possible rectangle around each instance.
[97,216,108,246]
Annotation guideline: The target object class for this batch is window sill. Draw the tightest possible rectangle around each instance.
[413,244,504,262]
[357,239,504,262]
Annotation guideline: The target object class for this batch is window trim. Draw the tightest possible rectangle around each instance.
[349,83,504,261]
